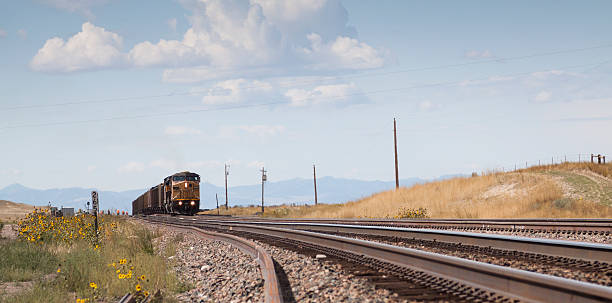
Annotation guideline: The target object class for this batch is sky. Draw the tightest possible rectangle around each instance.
[1,0,611,191]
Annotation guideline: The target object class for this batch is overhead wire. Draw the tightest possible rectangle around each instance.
[2,42,612,112]
[1,60,607,131]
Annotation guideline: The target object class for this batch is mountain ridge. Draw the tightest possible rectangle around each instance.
[0,174,465,212]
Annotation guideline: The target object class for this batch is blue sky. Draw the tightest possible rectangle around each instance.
[1,0,611,191]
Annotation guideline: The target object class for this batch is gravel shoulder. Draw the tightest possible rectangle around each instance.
[141,222,264,303]
[139,220,404,303]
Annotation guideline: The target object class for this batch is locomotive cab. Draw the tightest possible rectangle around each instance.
[163,171,200,215]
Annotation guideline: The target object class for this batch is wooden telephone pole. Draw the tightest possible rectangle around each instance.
[394,118,400,189]
[313,164,318,205]
[224,164,229,209]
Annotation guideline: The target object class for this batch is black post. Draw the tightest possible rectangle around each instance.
[313,164,318,205]
[393,118,399,189]
[216,193,219,215]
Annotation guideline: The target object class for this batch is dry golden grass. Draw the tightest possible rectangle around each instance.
[203,162,612,219]
[0,200,46,222]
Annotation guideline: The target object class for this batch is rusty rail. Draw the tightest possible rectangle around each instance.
[191,219,612,262]
[191,215,612,233]
[148,219,283,303]
[151,216,612,303]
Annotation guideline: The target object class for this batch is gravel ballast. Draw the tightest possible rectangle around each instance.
[145,224,264,302]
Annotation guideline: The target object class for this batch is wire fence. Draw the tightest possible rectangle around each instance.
[479,153,608,175]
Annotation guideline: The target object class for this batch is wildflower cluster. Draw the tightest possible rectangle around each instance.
[17,208,115,248]
[393,207,429,219]
[109,258,150,301]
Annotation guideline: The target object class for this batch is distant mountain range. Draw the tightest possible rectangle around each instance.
[0,175,464,213]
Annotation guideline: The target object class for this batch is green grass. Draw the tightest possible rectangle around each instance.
[0,281,69,303]
[2,217,188,302]
[546,170,612,205]
[0,241,59,282]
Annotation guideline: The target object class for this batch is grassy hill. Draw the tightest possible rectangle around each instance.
[0,200,45,222]
[204,162,612,218]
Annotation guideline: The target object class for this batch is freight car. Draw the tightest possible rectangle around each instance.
[132,171,200,216]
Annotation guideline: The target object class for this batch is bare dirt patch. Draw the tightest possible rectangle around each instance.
[1,224,17,239]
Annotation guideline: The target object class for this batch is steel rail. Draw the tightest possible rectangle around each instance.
[195,215,612,232]
[146,219,283,303]
[187,219,612,262]
[154,216,612,303]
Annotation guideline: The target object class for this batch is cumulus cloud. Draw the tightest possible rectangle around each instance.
[87,165,97,172]
[118,161,145,173]
[285,83,365,107]
[533,90,552,103]
[164,126,201,135]
[202,79,274,105]
[31,0,386,77]
[465,50,492,59]
[30,22,124,72]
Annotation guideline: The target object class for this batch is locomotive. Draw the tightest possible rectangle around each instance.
[132,171,200,216]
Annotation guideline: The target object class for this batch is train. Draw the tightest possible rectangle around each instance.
[132,171,200,216]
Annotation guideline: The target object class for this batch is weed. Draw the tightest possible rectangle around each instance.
[0,240,58,282]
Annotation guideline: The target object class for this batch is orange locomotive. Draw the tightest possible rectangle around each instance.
[132,171,200,215]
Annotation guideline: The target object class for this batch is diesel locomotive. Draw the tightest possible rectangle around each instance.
[132,171,200,215]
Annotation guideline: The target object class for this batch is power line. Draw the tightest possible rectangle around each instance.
[0,60,607,131]
[2,42,612,112]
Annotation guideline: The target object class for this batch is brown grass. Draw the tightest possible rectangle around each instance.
[202,162,612,219]
[0,201,46,222]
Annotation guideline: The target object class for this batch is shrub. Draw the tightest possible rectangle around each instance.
[394,207,429,219]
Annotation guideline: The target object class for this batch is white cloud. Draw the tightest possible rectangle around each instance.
[118,161,145,173]
[299,33,385,70]
[167,18,178,31]
[238,125,285,137]
[418,100,442,111]
[87,165,97,172]
[0,29,6,38]
[30,22,124,72]
[39,0,110,18]
[17,29,27,39]
[248,161,265,168]
[164,126,201,135]
[530,70,580,80]
[32,0,385,77]
[533,90,552,103]
[465,50,492,59]
[202,79,274,105]
[285,83,365,107]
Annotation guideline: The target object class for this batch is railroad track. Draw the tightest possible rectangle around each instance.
[144,215,612,302]
[195,215,612,234]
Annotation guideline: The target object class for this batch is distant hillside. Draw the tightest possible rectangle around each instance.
[241,162,611,219]
[0,200,42,221]
[0,175,463,213]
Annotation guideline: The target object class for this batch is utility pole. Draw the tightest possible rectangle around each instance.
[261,167,267,214]
[313,164,318,205]
[224,164,229,209]
[215,193,219,215]
[393,118,400,189]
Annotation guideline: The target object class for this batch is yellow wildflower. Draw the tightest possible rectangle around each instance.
[135,284,141,291]
[89,282,97,289]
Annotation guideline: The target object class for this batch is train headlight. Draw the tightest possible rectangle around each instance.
[178,201,183,206]
[190,201,195,206]
[185,183,188,188]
